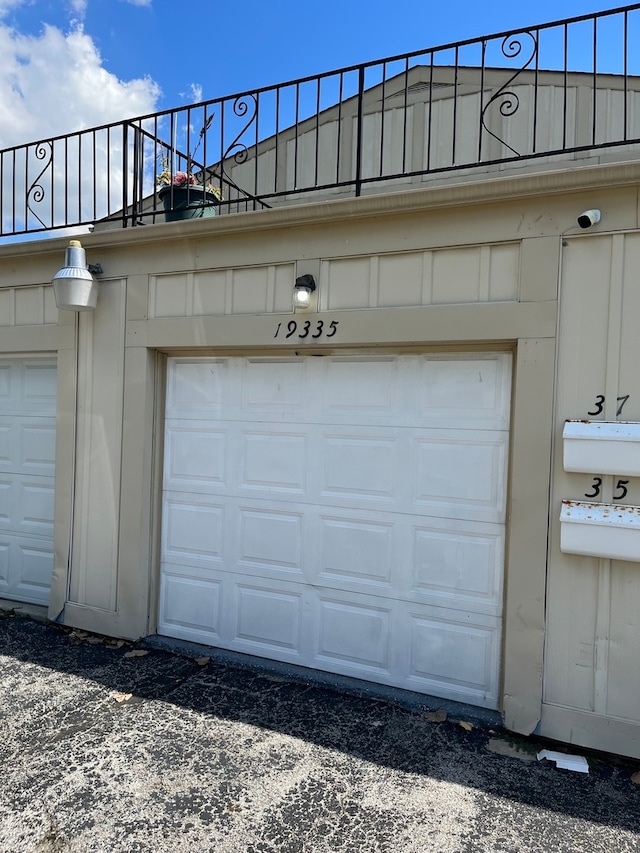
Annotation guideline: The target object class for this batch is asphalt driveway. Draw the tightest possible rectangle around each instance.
[0,613,639,852]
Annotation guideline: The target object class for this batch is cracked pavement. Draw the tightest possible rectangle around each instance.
[1,615,639,852]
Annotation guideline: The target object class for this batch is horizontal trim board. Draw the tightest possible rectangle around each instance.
[540,702,640,760]
[127,302,557,350]
[0,327,68,352]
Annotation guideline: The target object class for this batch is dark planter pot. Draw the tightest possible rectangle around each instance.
[158,185,218,221]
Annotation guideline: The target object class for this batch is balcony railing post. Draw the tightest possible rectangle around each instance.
[355,66,365,197]
[129,121,142,228]
[122,121,129,228]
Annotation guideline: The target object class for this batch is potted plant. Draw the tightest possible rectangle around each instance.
[156,157,222,222]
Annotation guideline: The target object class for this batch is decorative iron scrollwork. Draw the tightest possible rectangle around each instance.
[222,94,258,166]
[201,92,271,209]
[480,31,537,157]
[26,141,52,228]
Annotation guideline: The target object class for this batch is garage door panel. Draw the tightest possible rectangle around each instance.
[416,355,511,429]
[0,474,54,536]
[413,435,507,521]
[164,422,506,524]
[167,355,511,431]
[0,480,9,524]
[407,611,500,707]
[0,365,9,400]
[0,541,7,583]
[0,362,56,415]
[161,354,511,708]
[0,535,53,604]
[21,361,57,408]
[163,422,508,525]
[412,523,503,614]
[14,542,54,596]
[159,571,222,642]
[0,417,56,476]
[165,359,226,418]
[242,359,307,411]
[162,495,308,580]
[0,425,9,465]
[234,584,303,654]
[238,507,304,572]
[19,480,55,534]
[164,424,227,487]
[318,515,395,587]
[321,434,398,501]
[314,595,393,673]
[0,357,56,605]
[240,431,307,493]
[321,357,401,416]
[162,497,225,564]
[158,565,502,706]
[20,423,56,472]
[162,493,505,612]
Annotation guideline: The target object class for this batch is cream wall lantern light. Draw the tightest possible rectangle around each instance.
[52,240,103,311]
[293,274,316,310]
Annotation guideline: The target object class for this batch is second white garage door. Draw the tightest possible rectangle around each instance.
[0,357,57,605]
[159,353,511,708]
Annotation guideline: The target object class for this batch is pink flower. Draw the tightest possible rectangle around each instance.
[172,171,196,186]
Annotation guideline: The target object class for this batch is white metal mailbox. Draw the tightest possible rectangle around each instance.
[563,420,640,475]
[560,500,640,562]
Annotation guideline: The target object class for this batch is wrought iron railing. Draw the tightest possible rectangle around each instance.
[2,4,640,239]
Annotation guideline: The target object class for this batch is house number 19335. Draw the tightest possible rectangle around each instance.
[274,319,339,340]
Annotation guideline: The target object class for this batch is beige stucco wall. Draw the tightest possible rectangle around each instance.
[2,160,640,753]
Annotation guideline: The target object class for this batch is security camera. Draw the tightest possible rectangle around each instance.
[87,224,95,233]
[577,209,601,229]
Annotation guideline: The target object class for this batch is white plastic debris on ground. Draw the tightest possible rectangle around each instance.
[537,749,589,773]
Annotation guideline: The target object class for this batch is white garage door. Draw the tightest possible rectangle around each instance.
[0,357,57,605]
[159,353,511,708]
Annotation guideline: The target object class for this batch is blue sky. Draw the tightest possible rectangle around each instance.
[0,0,626,144]
[66,0,623,102]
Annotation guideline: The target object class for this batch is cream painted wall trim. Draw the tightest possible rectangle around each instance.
[87,161,640,246]
[49,345,77,621]
[540,703,640,760]
[117,346,160,638]
[0,327,71,353]
[68,280,126,613]
[0,165,636,268]
[126,302,557,352]
[502,338,556,734]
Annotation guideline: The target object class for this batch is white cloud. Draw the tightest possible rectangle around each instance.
[183,82,203,104]
[0,3,162,235]
[0,13,160,149]
[69,0,88,16]
[122,0,152,6]
[0,0,25,14]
